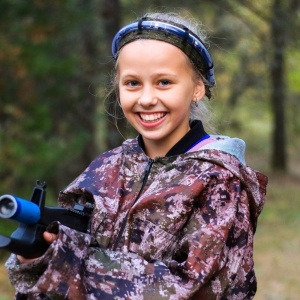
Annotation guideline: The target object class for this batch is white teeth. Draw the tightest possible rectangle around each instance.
[140,113,166,121]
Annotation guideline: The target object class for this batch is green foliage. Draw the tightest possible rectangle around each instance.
[0,0,101,196]
[0,1,299,298]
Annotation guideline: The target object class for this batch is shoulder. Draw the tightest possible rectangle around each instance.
[88,137,140,168]
[58,140,138,206]
[182,137,257,188]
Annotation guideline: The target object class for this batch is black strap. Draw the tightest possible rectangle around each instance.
[182,27,190,44]
[137,17,147,34]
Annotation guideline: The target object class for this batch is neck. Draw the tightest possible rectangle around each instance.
[143,139,175,159]
[137,120,209,158]
[141,128,191,159]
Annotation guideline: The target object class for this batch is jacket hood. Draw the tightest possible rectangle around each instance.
[194,135,268,232]
[204,135,247,165]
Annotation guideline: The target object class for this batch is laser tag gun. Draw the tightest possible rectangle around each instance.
[0,181,93,258]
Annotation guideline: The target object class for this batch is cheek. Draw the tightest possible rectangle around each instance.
[119,92,134,117]
[119,90,128,107]
[170,88,194,108]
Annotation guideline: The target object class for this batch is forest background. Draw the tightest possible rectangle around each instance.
[0,0,299,299]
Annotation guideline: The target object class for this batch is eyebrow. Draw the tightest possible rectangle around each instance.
[119,71,178,78]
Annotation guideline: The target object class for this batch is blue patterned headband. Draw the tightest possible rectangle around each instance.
[112,17,216,89]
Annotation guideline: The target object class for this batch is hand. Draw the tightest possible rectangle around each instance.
[17,231,57,264]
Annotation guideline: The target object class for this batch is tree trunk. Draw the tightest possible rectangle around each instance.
[270,0,287,171]
[101,0,128,149]
[78,0,98,161]
[54,0,99,192]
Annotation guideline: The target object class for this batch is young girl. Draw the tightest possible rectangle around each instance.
[6,12,267,300]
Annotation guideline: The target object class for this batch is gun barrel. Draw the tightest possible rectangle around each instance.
[0,195,40,225]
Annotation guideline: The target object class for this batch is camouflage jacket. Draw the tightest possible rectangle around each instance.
[6,126,267,300]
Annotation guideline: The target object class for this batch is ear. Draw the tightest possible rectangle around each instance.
[193,80,206,102]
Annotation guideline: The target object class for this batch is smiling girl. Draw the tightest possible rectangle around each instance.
[6,12,267,300]
[118,39,205,158]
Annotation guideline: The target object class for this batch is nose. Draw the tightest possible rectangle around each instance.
[138,85,158,107]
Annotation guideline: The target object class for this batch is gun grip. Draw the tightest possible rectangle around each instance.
[0,224,49,258]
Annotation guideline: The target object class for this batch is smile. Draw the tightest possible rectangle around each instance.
[139,112,166,122]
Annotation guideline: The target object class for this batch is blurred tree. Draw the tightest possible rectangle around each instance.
[0,1,101,195]
[201,0,300,172]
[269,0,287,171]
[269,0,300,171]
[101,0,128,149]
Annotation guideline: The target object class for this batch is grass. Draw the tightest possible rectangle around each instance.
[254,173,300,300]
[0,253,14,300]
[0,170,299,299]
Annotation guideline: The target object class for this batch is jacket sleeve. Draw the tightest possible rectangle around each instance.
[5,174,255,300]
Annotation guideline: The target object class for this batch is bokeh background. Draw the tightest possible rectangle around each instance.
[1,1,299,299]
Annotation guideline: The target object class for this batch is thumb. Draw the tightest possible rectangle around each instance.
[43,231,57,244]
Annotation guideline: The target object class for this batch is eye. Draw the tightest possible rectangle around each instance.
[126,80,140,87]
[158,79,171,86]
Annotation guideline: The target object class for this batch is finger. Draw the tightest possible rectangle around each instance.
[17,255,38,264]
[43,231,57,244]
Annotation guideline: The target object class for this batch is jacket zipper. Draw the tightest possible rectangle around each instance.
[112,158,154,251]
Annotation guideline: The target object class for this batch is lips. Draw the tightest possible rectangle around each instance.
[139,112,166,122]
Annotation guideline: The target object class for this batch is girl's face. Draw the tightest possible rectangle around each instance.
[118,39,205,158]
